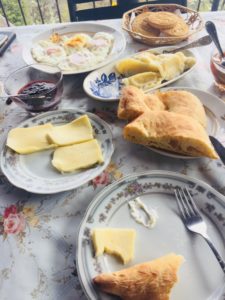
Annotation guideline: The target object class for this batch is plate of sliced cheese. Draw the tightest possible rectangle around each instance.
[118,86,225,159]
[0,109,114,194]
[83,47,196,101]
[77,171,225,300]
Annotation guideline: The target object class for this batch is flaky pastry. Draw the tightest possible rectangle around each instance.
[124,110,218,158]
[117,86,218,159]
[93,253,184,300]
[118,86,165,120]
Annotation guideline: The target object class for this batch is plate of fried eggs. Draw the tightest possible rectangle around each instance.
[83,47,196,101]
[23,23,126,75]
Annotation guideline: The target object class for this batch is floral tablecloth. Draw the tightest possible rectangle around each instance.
[0,12,225,300]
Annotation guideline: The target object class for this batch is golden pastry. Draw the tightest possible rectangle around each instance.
[132,12,160,37]
[115,57,160,77]
[147,11,177,29]
[123,110,218,158]
[93,253,184,300]
[118,86,165,120]
[162,16,189,37]
[157,90,207,128]
[123,72,163,91]
[115,51,196,91]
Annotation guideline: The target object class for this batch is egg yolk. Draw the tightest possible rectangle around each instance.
[65,35,86,47]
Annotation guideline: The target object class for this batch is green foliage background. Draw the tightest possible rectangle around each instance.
[0,0,224,26]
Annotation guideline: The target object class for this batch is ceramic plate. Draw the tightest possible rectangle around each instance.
[147,87,225,159]
[77,170,225,300]
[83,48,196,101]
[0,109,114,194]
[22,23,126,75]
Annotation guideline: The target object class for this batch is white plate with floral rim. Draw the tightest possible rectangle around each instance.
[0,109,114,194]
[83,48,196,101]
[22,22,126,75]
[77,170,225,300]
[146,87,225,160]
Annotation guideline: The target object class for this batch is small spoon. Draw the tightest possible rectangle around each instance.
[162,35,212,54]
[205,21,225,67]
[0,93,46,105]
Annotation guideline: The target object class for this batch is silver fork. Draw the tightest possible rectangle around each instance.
[175,187,225,274]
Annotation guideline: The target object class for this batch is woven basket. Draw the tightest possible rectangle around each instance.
[122,4,204,46]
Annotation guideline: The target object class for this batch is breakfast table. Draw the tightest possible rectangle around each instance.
[0,10,225,300]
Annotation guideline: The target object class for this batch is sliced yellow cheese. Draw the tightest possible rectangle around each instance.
[52,139,104,173]
[6,123,55,154]
[47,115,93,146]
[92,228,136,264]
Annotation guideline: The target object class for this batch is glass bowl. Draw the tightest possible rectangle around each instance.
[210,47,225,92]
[4,64,63,113]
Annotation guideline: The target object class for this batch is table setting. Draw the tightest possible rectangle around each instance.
[0,5,225,300]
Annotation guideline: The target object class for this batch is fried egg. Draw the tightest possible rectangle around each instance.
[31,31,114,71]
[32,43,66,65]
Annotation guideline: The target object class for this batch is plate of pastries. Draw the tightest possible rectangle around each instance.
[83,47,196,101]
[122,4,204,46]
[117,86,225,159]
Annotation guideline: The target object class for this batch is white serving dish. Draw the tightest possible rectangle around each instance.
[77,170,225,300]
[83,47,196,101]
[23,22,126,75]
[1,109,114,194]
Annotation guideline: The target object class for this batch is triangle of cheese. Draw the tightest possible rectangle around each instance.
[92,228,136,264]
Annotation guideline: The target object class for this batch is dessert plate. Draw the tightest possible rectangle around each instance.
[22,22,126,75]
[0,109,114,194]
[147,87,225,159]
[77,170,225,300]
[83,48,196,101]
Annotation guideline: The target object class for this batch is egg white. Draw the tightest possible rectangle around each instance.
[31,31,114,71]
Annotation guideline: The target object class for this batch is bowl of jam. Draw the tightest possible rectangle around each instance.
[4,64,63,113]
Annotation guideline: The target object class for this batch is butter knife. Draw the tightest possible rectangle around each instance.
[209,136,225,165]
[162,35,212,54]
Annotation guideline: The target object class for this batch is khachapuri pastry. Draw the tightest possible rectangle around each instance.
[118,86,165,120]
[117,86,218,159]
[157,90,207,128]
[115,51,196,91]
[123,110,218,158]
[147,11,177,30]
[132,12,160,37]
[93,253,184,300]
[160,15,189,37]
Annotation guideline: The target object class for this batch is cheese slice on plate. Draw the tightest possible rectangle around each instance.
[47,115,93,146]
[92,228,136,264]
[52,139,104,173]
[6,123,55,154]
